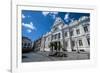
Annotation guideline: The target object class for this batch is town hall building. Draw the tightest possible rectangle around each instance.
[39,16,90,53]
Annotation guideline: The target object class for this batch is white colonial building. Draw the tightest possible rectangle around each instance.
[40,16,90,53]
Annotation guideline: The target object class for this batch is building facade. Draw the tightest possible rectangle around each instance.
[22,36,33,52]
[33,38,42,51]
[39,16,90,52]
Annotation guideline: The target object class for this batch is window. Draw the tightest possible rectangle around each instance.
[65,31,67,37]
[52,35,54,40]
[71,41,75,47]
[22,43,24,48]
[58,33,60,39]
[24,43,27,47]
[84,26,88,32]
[70,31,73,36]
[87,38,90,45]
[79,40,83,46]
[58,19,61,21]
[55,35,57,39]
[76,29,80,34]
[28,43,31,48]
[24,43,27,48]
[54,34,57,39]
[54,35,56,39]
[28,43,30,46]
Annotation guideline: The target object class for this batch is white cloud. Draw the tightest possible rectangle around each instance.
[28,15,31,18]
[64,13,70,22]
[50,12,58,15]
[52,15,56,19]
[42,12,49,16]
[22,14,25,19]
[27,29,32,33]
[42,11,58,19]
[22,22,36,33]
[22,22,36,30]
[22,14,31,19]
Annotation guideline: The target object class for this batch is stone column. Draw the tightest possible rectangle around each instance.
[67,26,72,52]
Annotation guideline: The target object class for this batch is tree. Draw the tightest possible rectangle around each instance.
[56,41,62,52]
[48,42,53,52]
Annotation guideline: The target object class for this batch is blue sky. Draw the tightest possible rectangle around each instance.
[22,10,90,41]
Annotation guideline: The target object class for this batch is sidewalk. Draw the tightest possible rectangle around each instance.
[22,51,90,62]
[37,51,90,60]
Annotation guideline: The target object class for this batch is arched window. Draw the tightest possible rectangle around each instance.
[83,26,88,32]
[58,33,60,38]
[79,40,83,46]
[87,38,90,45]
[76,29,80,34]
[64,31,67,37]
[70,31,73,36]
[24,43,27,48]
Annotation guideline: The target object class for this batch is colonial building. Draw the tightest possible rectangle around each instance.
[33,38,42,51]
[22,36,33,52]
[39,16,90,53]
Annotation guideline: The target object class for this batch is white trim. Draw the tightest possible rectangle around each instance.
[12,2,97,73]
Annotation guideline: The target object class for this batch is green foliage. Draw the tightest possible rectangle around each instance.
[48,42,53,48]
[49,41,62,52]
